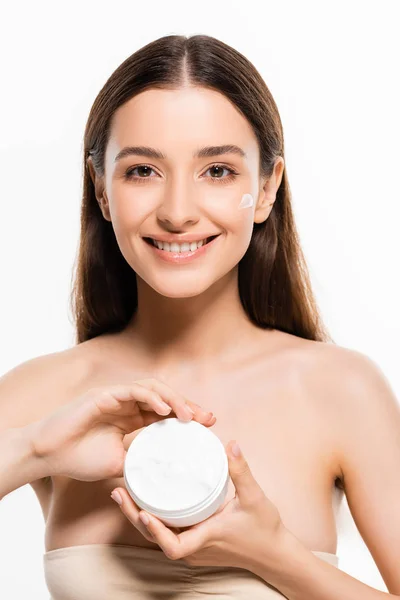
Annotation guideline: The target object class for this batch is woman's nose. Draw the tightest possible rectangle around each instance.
[156,181,202,228]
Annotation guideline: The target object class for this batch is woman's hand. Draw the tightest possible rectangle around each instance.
[28,379,215,482]
[111,440,287,573]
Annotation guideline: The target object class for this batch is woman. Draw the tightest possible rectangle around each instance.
[1,33,399,598]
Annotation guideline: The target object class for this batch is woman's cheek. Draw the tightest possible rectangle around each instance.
[110,187,158,226]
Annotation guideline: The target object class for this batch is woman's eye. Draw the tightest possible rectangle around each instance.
[125,165,156,182]
[124,163,238,184]
[204,165,238,183]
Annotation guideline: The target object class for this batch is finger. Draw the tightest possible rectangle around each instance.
[226,441,265,506]
[139,379,215,425]
[85,382,216,429]
[110,488,157,543]
[140,511,212,560]
[112,487,183,537]
[90,384,173,419]
[187,404,217,428]
[140,409,217,429]
[96,382,192,423]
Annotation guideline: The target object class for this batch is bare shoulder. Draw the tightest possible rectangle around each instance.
[280,336,395,412]
[272,330,386,391]
[306,340,400,460]
[269,330,396,424]
[283,333,399,462]
[0,343,94,434]
[0,340,102,494]
[292,336,393,401]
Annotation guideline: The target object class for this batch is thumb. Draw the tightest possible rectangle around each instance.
[226,441,264,506]
[122,426,147,451]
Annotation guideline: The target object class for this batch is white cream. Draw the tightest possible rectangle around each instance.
[124,418,229,527]
[238,193,254,209]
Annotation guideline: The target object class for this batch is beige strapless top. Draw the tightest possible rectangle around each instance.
[43,543,339,599]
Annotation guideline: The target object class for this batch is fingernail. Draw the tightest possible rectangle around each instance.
[111,490,122,505]
[231,442,241,458]
[139,512,150,525]
[185,405,195,415]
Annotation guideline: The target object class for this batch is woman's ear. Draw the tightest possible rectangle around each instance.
[254,157,284,224]
[86,156,111,222]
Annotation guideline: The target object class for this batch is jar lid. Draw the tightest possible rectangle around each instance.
[124,418,227,514]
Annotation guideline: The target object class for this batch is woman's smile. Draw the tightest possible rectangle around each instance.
[143,234,222,264]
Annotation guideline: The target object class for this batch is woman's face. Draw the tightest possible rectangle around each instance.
[95,86,283,298]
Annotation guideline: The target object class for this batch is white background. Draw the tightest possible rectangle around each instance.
[1,0,399,597]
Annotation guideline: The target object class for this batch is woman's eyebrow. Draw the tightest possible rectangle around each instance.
[114,144,247,163]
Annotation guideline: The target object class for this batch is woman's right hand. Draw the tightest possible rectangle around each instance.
[27,379,216,482]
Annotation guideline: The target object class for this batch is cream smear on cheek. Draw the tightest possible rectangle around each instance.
[238,193,254,210]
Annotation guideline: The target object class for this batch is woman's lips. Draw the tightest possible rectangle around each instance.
[143,234,222,264]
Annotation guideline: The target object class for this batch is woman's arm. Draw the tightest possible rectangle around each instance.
[0,424,50,500]
[250,348,400,598]
[251,527,397,599]
[0,379,214,501]
[0,351,77,497]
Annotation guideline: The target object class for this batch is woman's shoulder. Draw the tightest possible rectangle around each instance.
[0,343,95,434]
[0,341,103,492]
[272,331,378,385]
[268,331,386,423]
[286,336,395,457]
[295,337,383,391]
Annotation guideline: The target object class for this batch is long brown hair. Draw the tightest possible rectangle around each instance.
[71,34,333,345]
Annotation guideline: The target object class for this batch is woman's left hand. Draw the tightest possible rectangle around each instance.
[110,441,287,572]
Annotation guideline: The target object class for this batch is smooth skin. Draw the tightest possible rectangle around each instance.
[0,379,215,499]
[85,84,400,594]
[0,84,399,595]
[88,85,283,373]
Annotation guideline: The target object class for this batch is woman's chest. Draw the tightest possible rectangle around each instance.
[43,358,343,554]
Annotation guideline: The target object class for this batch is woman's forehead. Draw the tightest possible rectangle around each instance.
[109,87,257,148]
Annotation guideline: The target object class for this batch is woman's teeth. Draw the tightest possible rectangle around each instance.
[150,237,213,253]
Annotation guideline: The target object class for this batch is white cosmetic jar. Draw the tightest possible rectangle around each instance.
[123,417,229,527]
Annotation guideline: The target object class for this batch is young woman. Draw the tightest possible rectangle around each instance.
[1,34,399,599]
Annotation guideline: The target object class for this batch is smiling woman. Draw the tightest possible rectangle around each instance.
[1,32,400,600]
[82,35,323,344]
